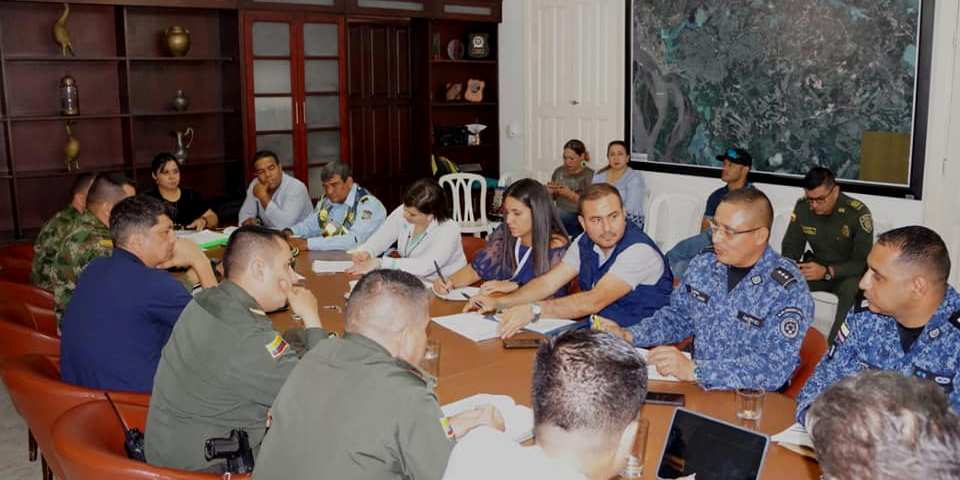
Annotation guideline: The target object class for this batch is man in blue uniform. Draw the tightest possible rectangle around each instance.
[467,183,672,338]
[796,226,960,423]
[284,161,386,251]
[598,188,813,391]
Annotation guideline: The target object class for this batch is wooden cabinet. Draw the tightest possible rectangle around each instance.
[0,1,243,240]
[241,11,348,198]
[413,18,499,180]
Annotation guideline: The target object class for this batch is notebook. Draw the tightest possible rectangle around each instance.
[431,313,578,342]
[657,408,770,480]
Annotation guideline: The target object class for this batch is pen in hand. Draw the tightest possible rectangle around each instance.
[433,260,447,286]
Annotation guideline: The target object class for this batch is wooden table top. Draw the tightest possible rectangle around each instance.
[271,250,821,480]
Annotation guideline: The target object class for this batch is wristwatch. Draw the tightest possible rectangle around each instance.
[530,303,542,323]
[824,266,833,281]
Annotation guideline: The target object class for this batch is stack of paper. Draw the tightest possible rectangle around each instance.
[431,313,577,342]
[178,229,229,249]
[637,348,692,382]
[442,393,534,443]
[312,260,353,273]
[772,423,817,459]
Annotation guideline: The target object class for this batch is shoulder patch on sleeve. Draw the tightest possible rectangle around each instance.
[265,334,289,359]
[771,267,797,288]
[859,214,873,234]
[98,239,114,248]
[361,209,373,220]
[776,307,803,339]
[439,416,456,440]
[849,199,863,210]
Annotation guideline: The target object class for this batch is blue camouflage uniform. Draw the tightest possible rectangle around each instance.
[796,286,960,424]
[626,247,814,391]
[289,184,386,251]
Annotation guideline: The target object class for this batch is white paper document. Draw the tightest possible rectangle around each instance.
[442,394,534,443]
[432,313,577,342]
[637,347,692,382]
[772,422,817,459]
[433,286,481,302]
[311,260,353,273]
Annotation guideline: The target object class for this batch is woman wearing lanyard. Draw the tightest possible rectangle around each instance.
[433,179,569,298]
[348,178,466,281]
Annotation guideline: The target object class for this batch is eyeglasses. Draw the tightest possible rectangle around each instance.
[806,185,837,205]
[708,219,764,239]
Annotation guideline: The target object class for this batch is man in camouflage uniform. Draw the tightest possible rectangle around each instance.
[31,173,97,291]
[253,270,503,480]
[782,167,873,343]
[283,161,386,251]
[598,188,813,391]
[797,226,960,424]
[50,173,135,320]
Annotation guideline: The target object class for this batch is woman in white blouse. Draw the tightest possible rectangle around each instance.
[347,178,466,281]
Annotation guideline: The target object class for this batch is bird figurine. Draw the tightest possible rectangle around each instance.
[64,121,80,171]
[53,3,74,57]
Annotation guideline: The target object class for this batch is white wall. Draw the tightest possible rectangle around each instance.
[499,0,960,283]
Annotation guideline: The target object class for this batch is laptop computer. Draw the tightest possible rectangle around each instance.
[656,408,770,480]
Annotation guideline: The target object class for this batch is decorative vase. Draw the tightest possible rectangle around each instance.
[171,89,189,112]
[64,121,80,171]
[163,26,191,57]
[59,75,79,116]
[173,127,195,163]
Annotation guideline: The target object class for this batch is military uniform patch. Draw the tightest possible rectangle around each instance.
[840,224,850,238]
[265,335,289,359]
[849,199,863,210]
[771,267,797,288]
[835,321,850,345]
[801,226,817,236]
[859,214,873,233]
[98,239,113,248]
[361,209,373,220]
[686,285,710,303]
[737,311,764,328]
[779,317,800,338]
[439,416,455,440]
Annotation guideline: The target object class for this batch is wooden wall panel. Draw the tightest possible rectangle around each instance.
[10,119,125,173]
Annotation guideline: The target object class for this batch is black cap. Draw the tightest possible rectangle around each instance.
[716,147,752,168]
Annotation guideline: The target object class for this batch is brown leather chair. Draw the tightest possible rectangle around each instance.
[0,242,35,262]
[53,400,249,480]
[0,317,60,364]
[784,328,828,399]
[461,235,486,264]
[0,355,149,480]
[0,280,57,337]
[0,242,34,284]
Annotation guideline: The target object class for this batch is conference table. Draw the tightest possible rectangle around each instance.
[271,250,822,480]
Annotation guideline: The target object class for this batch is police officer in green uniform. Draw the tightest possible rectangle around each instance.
[49,173,135,321]
[31,173,96,291]
[782,167,873,343]
[145,225,327,473]
[253,269,503,480]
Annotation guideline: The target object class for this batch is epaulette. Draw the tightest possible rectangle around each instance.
[849,199,864,211]
[359,195,370,204]
[771,267,797,288]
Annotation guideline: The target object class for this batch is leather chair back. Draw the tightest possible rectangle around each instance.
[0,355,149,479]
[0,318,60,364]
[0,280,56,335]
[54,400,249,480]
[0,243,34,284]
[784,328,828,399]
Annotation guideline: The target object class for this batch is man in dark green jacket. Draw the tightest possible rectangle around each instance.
[782,167,873,343]
[145,225,327,473]
[253,269,503,480]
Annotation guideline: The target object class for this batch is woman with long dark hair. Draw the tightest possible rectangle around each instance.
[433,179,569,297]
[593,140,647,228]
[348,178,466,281]
[145,152,218,230]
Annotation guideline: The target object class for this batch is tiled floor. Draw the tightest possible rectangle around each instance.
[0,384,42,480]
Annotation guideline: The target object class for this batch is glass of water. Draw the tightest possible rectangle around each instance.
[736,388,766,423]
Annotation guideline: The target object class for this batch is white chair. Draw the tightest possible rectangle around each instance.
[644,193,704,252]
[811,291,839,339]
[769,209,793,253]
[439,173,494,237]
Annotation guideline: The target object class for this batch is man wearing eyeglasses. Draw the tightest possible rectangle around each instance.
[782,167,873,344]
[597,188,814,391]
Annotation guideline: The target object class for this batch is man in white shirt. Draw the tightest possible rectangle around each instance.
[442,330,648,480]
[238,151,313,229]
[468,183,672,338]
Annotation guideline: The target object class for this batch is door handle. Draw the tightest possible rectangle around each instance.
[570,100,580,106]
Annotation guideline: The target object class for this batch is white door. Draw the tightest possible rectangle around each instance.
[523,0,625,177]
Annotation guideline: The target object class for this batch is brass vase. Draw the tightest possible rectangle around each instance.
[64,121,80,171]
[163,26,191,57]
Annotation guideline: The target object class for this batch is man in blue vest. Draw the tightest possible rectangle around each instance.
[283,161,386,251]
[468,183,672,338]
[597,188,814,391]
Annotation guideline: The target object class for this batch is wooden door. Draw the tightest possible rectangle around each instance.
[242,12,348,198]
[523,0,623,174]
[347,21,415,210]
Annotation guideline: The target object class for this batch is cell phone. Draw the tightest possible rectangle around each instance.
[644,391,685,406]
[502,336,542,349]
